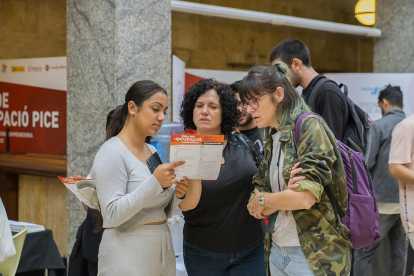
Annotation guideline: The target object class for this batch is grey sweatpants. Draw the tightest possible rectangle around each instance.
[98,223,175,276]
[353,214,408,276]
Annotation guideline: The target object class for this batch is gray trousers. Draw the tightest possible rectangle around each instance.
[354,214,408,276]
[98,223,175,276]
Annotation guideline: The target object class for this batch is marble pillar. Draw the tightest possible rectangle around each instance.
[374,0,414,72]
[66,0,171,256]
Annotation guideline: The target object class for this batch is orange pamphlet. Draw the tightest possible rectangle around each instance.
[170,134,224,180]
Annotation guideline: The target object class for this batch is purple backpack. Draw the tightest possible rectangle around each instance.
[295,113,380,249]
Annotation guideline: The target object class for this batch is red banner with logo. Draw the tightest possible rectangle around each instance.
[0,82,66,155]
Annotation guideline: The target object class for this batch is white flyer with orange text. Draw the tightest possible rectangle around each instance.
[170,134,224,180]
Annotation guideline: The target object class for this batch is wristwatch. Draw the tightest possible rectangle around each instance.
[258,195,265,206]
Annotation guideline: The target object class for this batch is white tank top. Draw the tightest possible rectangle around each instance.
[270,132,300,247]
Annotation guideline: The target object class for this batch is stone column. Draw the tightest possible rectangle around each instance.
[374,0,414,72]
[66,0,171,256]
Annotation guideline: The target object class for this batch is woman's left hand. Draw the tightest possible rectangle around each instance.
[247,189,267,219]
[174,177,189,199]
[287,162,306,190]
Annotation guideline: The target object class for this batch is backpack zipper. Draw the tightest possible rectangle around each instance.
[346,147,359,194]
[363,159,377,212]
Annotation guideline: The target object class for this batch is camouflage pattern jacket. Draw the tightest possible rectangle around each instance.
[251,114,352,276]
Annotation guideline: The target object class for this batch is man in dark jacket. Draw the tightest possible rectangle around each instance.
[354,85,408,276]
[231,80,264,153]
[269,39,348,140]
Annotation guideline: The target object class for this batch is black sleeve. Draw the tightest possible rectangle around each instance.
[314,89,346,140]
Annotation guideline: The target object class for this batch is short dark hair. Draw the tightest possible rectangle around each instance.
[230,80,241,94]
[180,79,240,135]
[269,39,312,67]
[378,85,403,107]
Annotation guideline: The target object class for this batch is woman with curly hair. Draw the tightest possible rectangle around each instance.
[180,78,266,276]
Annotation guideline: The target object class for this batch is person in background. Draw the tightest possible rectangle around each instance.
[241,63,351,276]
[389,113,414,276]
[68,105,122,276]
[0,197,16,264]
[269,39,348,141]
[354,85,407,276]
[180,78,266,276]
[92,80,201,276]
[231,80,264,152]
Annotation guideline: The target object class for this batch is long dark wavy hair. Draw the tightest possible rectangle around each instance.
[180,78,240,136]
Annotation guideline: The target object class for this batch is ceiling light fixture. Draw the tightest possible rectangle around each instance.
[171,0,381,37]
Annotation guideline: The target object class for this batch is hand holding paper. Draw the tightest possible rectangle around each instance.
[58,177,99,210]
[153,161,186,188]
[174,177,189,198]
[170,134,224,180]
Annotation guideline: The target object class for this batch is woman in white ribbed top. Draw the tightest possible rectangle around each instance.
[92,80,202,276]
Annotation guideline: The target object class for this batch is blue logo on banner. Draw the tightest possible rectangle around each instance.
[361,86,384,95]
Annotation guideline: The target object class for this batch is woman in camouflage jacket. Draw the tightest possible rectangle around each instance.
[240,63,352,276]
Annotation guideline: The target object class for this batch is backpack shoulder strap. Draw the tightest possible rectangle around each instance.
[233,132,262,168]
[294,112,320,144]
[338,83,348,96]
[324,185,345,225]
[306,77,330,110]
[294,112,345,224]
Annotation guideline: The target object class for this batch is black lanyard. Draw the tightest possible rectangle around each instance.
[276,142,283,193]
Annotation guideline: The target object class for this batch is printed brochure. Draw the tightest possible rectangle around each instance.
[170,134,224,180]
[58,177,99,210]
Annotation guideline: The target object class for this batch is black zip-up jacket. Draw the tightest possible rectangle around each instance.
[302,75,349,140]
